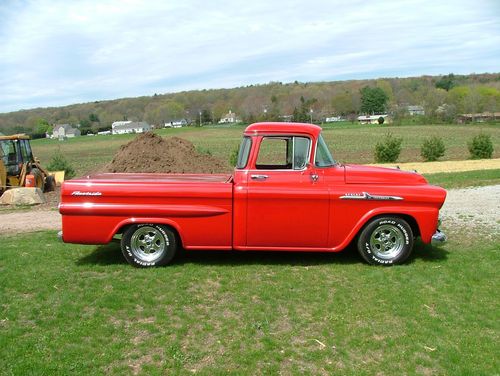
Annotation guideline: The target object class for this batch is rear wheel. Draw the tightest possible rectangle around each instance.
[357,217,413,265]
[121,224,177,267]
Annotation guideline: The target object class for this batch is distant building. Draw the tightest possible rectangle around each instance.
[111,120,132,129]
[279,115,293,122]
[52,124,81,139]
[112,121,151,135]
[325,116,343,123]
[458,112,500,124]
[357,115,390,124]
[218,110,239,124]
[165,119,187,128]
[407,105,425,116]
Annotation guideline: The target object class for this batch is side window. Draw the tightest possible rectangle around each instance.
[0,141,7,164]
[256,136,310,170]
[20,140,30,163]
[24,140,33,161]
[294,137,309,169]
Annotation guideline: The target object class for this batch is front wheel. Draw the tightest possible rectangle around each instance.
[121,224,177,267]
[357,217,414,265]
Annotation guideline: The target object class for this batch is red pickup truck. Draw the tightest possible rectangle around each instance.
[59,122,447,267]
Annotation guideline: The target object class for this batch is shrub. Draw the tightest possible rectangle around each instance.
[229,148,239,167]
[378,116,385,125]
[374,133,403,163]
[468,133,494,159]
[421,136,446,162]
[46,151,76,179]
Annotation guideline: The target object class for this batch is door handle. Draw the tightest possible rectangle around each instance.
[311,174,319,182]
[251,174,268,180]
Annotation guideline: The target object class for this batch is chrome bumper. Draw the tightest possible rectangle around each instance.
[432,229,447,246]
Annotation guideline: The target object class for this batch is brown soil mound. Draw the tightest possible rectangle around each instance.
[104,132,231,174]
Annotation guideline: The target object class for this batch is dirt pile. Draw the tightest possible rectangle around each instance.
[104,132,231,174]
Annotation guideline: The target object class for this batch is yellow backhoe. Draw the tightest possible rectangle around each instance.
[0,134,55,194]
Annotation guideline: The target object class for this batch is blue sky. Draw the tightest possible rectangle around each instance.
[0,0,499,113]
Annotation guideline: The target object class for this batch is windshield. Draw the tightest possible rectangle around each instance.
[315,134,336,167]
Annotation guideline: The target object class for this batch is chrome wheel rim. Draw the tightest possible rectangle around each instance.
[130,226,166,262]
[369,224,405,260]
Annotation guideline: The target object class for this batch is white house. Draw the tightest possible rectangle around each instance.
[112,121,152,135]
[357,114,390,124]
[218,110,239,124]
[52,124,81,139]
[111,120,132,129]
[407,105,425,116]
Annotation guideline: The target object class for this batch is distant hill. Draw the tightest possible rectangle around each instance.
[1,73,499,135]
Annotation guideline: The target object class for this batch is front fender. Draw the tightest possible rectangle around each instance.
[331,206,439,251]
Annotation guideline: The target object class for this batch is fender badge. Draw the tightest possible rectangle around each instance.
[71,191,102,196]
[340,192,403,201]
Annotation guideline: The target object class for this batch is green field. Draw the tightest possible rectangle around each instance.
[1,228,498,375]
[30,122,500,177]
[3,122,500,374]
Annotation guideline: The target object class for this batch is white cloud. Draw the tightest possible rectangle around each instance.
[0,0,499,112]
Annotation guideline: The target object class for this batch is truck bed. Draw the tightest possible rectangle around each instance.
[60,173,234,247]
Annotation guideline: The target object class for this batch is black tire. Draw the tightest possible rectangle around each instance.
[357,216,414,265]
[121,224,177,267]
[44,175,55,192]
[30,168,45,192]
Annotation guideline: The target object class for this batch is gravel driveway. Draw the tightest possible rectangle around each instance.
[1,185,499,236]
[440,184,500,238]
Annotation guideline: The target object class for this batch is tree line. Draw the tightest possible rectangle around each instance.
[0,73,499,135]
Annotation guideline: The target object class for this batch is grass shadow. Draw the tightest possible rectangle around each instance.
[75,239,449,267]
[76,242,127,266]
[407,239,449,264]
[176,245,362,267]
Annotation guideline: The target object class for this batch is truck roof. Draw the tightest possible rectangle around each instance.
[244,122,322,138]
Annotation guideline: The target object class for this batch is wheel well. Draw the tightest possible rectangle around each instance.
[115,223,183,247]
[362,213,421,238]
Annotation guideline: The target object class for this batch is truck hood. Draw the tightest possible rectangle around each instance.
[344,164,428,185]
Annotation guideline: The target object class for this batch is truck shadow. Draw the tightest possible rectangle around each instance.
[76,240,448,267]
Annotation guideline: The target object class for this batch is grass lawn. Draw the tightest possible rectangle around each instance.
[30,123,500,177]
[1,229,498,375]
[424,169,500,189]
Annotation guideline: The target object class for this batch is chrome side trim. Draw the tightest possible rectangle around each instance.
[339,192,404,201]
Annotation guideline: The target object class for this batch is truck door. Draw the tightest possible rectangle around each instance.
[245,135,330,248]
